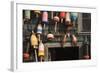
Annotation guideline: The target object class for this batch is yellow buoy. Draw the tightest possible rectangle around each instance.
[30,31,38,48]
[38,41,45,57]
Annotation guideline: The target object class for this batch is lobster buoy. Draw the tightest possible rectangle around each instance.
[60,12,66,23]
[25,10,30,19]
[61,34,67,47]
[30,31,38,48]
[38,41,45,62]
[53,16,60,22]
[65,12,72,26]
[42,11,48,23]
[37,24,42,34]
[53,16,60,32]
[67,33,70,38]
[42,11,48,29]
[47,33,54,40]
[23,42,30,60]
[37,24,42,42]
[72,35,77,45]
[70,12,78,27]
[70,12,78,21]
[38,41,45,57]
[23,53,30,60]
[63,35,67,43]
[30,31,38,62]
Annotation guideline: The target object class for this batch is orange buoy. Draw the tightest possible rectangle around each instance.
[60,12,66,23]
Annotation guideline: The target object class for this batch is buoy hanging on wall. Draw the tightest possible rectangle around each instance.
[37,24,42,34]
[70,12,78,21]
[38,41,45,62]
[53,15,60,32]
[30,31,38,62]
[42,11,48,23]
[23,53,30,60]
[23,42,30,60]
[42,11,48,29]
[37,23,42,42]
[25,10,30,19]
[60,12,66,23]
[30,31,38,48]
[70,12,78,27]
[72,34,77,45]
[61,34,67,47]
[65,12,71,25]
[47,33,54,40]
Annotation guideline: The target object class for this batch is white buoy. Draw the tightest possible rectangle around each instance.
[25,10,30,19]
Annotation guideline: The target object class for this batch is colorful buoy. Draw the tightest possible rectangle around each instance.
[60,12,66,23]
[23,53,30,60]
[37,24,42,34]
[53,16,60,32]
[38,41,45,62]
[70,12,78,21]
[30,31,38,48]
[47,33,54,40]
[65,12,71,25]
[72,34,77,45]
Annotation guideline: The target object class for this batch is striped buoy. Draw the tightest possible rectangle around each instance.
[37,24,42,34]
[37,24,42,42]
